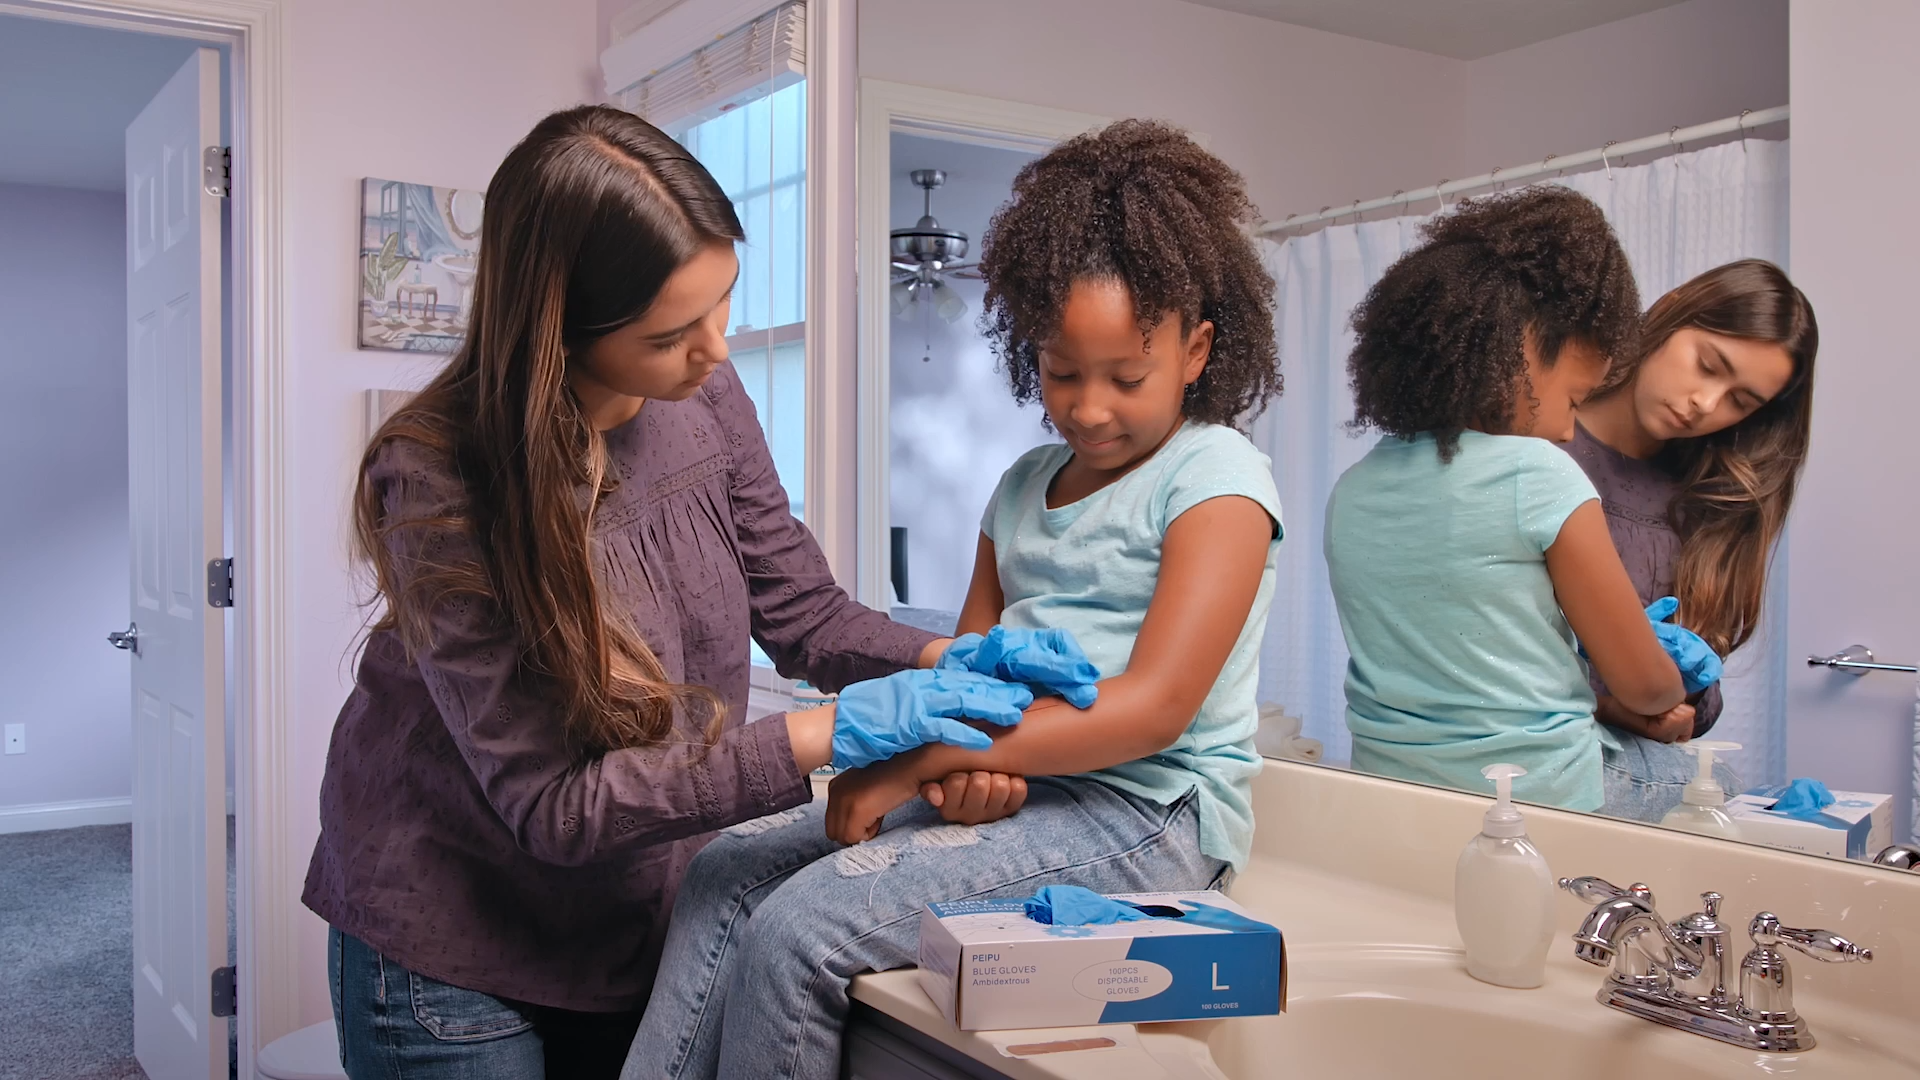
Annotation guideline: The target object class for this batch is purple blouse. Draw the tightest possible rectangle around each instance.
[1563,423,1723,736]
[302,362,937,1012]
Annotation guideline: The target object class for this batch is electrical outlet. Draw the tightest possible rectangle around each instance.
[3,724,23,755]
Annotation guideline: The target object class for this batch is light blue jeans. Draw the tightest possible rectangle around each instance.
[619,779,1227,1080]
[1599,729,1744,824]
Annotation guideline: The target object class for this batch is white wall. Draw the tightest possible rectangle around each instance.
[279,0,600,1026]
[1783,0,1919,839]
[1458,0,1789,174]
[861,0,1785,230]
[887,135,1051,614]
[861,0,1463,230]
[0,183,131,816]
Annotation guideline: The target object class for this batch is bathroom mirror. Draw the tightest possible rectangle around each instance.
[864,0,1916,869]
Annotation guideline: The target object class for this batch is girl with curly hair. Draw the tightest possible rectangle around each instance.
[1569,260,1817,820]
[1324,187,1721,811]
[621,120,1284,1080]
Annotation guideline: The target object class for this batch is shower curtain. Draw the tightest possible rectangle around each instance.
[1253,138,1792,786]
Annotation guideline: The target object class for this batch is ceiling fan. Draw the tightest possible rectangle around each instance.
[891,169,980,324]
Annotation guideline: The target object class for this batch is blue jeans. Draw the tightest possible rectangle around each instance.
[328,928,642,1079]
[1599,730,1744,824]
[619,779,1227,1080]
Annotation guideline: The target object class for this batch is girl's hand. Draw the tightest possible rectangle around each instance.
[825,759,923,844]
[921,771,1028,825]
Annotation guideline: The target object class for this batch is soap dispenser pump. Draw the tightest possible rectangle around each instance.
[1454,764,1556,988]
[1660,740,1744,840]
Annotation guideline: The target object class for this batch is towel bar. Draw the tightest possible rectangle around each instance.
[1806,645,1918,677]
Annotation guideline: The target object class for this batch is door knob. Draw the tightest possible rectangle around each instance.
[108,623,139,652]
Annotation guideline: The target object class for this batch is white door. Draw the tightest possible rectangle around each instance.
[124,47,227,1080]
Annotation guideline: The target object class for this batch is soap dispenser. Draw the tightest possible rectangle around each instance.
[1660,740,1744,841]
[1455,763,1555,988]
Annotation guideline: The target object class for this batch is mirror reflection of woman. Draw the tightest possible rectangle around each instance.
[1568,260,1818,821]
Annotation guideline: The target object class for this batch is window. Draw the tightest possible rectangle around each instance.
[677,80,808,519]
[612,3,810,677]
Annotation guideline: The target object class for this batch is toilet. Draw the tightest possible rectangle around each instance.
[256,1021,347,1080]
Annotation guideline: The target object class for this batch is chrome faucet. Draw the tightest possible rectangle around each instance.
[1558,876,1872,1052]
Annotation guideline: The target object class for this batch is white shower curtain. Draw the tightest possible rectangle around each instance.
[1253,138,1791,785]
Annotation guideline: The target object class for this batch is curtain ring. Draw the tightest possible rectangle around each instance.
[1348,198,1362,223]
[1490,165,1504,192]
[1541,152,1560,179]
[1738,108,1751,154]
[1434,180,1450,212]
[1600,141,1616,181]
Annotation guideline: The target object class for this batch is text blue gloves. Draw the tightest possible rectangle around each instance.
[1645,597,1723,694]
[831,668,1033,770]
[939,626,1102,708]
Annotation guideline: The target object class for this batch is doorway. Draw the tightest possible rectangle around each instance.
[0,11,239,1079]
[853,81,1109,611]
[884,132,1044,626]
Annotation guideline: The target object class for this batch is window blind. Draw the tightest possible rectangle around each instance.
[617,2,806,133]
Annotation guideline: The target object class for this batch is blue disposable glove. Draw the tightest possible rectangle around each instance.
[1024,885,1151,926]
[939,626,1102,709]
[831,668,1033,770]
[1770,778,1836,820]
[1644,596,1723,694]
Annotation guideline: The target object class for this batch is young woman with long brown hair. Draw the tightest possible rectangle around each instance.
[302,105,1091,1079]
[1567,258,1818,821]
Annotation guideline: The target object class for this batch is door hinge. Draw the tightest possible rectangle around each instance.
[202,145,231,198]
[207,557,234,608]
[211,965,237,1017]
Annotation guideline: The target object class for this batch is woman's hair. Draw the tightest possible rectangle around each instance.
[1591,259,1818,656]
[1347,186,1641,460]
[975,119,1281,426]
[353,106,743,753]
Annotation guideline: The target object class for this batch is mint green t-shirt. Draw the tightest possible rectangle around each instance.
[981,422,1283,869]
[1324,431,1603,811]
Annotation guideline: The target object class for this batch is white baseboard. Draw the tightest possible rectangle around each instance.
[0,796,134,835]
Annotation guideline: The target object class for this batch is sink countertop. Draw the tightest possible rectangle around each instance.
[848,761,1920,1080]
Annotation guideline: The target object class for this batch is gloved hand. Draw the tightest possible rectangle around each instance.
[939,626,1102,708]
[1645,597,1723,694]
[831,668,1033,770]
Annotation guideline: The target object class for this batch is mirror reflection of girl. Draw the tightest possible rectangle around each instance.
[1570,260,1818,821]
[1326,188,1716,811]
[621,121,1284,1080]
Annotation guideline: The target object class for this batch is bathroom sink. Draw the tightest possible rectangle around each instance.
[1151,944,1915,1080]
[848,763,1920,1080]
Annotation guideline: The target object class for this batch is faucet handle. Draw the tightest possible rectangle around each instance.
[1748,913,1873,964]
[1559,876,1654,906]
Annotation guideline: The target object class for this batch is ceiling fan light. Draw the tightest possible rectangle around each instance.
[933,280,967,324]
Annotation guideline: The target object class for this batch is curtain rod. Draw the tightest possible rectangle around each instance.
[1256,105,1790,238]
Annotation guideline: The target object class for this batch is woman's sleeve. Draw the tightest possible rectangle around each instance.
[373,444,812,868]
[1691,682,1725,737]
[705,365,938,691]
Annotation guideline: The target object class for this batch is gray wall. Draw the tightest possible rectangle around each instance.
[0,182,131,812]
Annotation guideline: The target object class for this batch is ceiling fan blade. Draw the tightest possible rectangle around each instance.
[890,261,922,273]
[952,267,986,280]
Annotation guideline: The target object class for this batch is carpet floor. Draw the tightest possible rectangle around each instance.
[0,824,147,1080]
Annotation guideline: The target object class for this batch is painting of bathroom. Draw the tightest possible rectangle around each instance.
[357,176,483,353]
